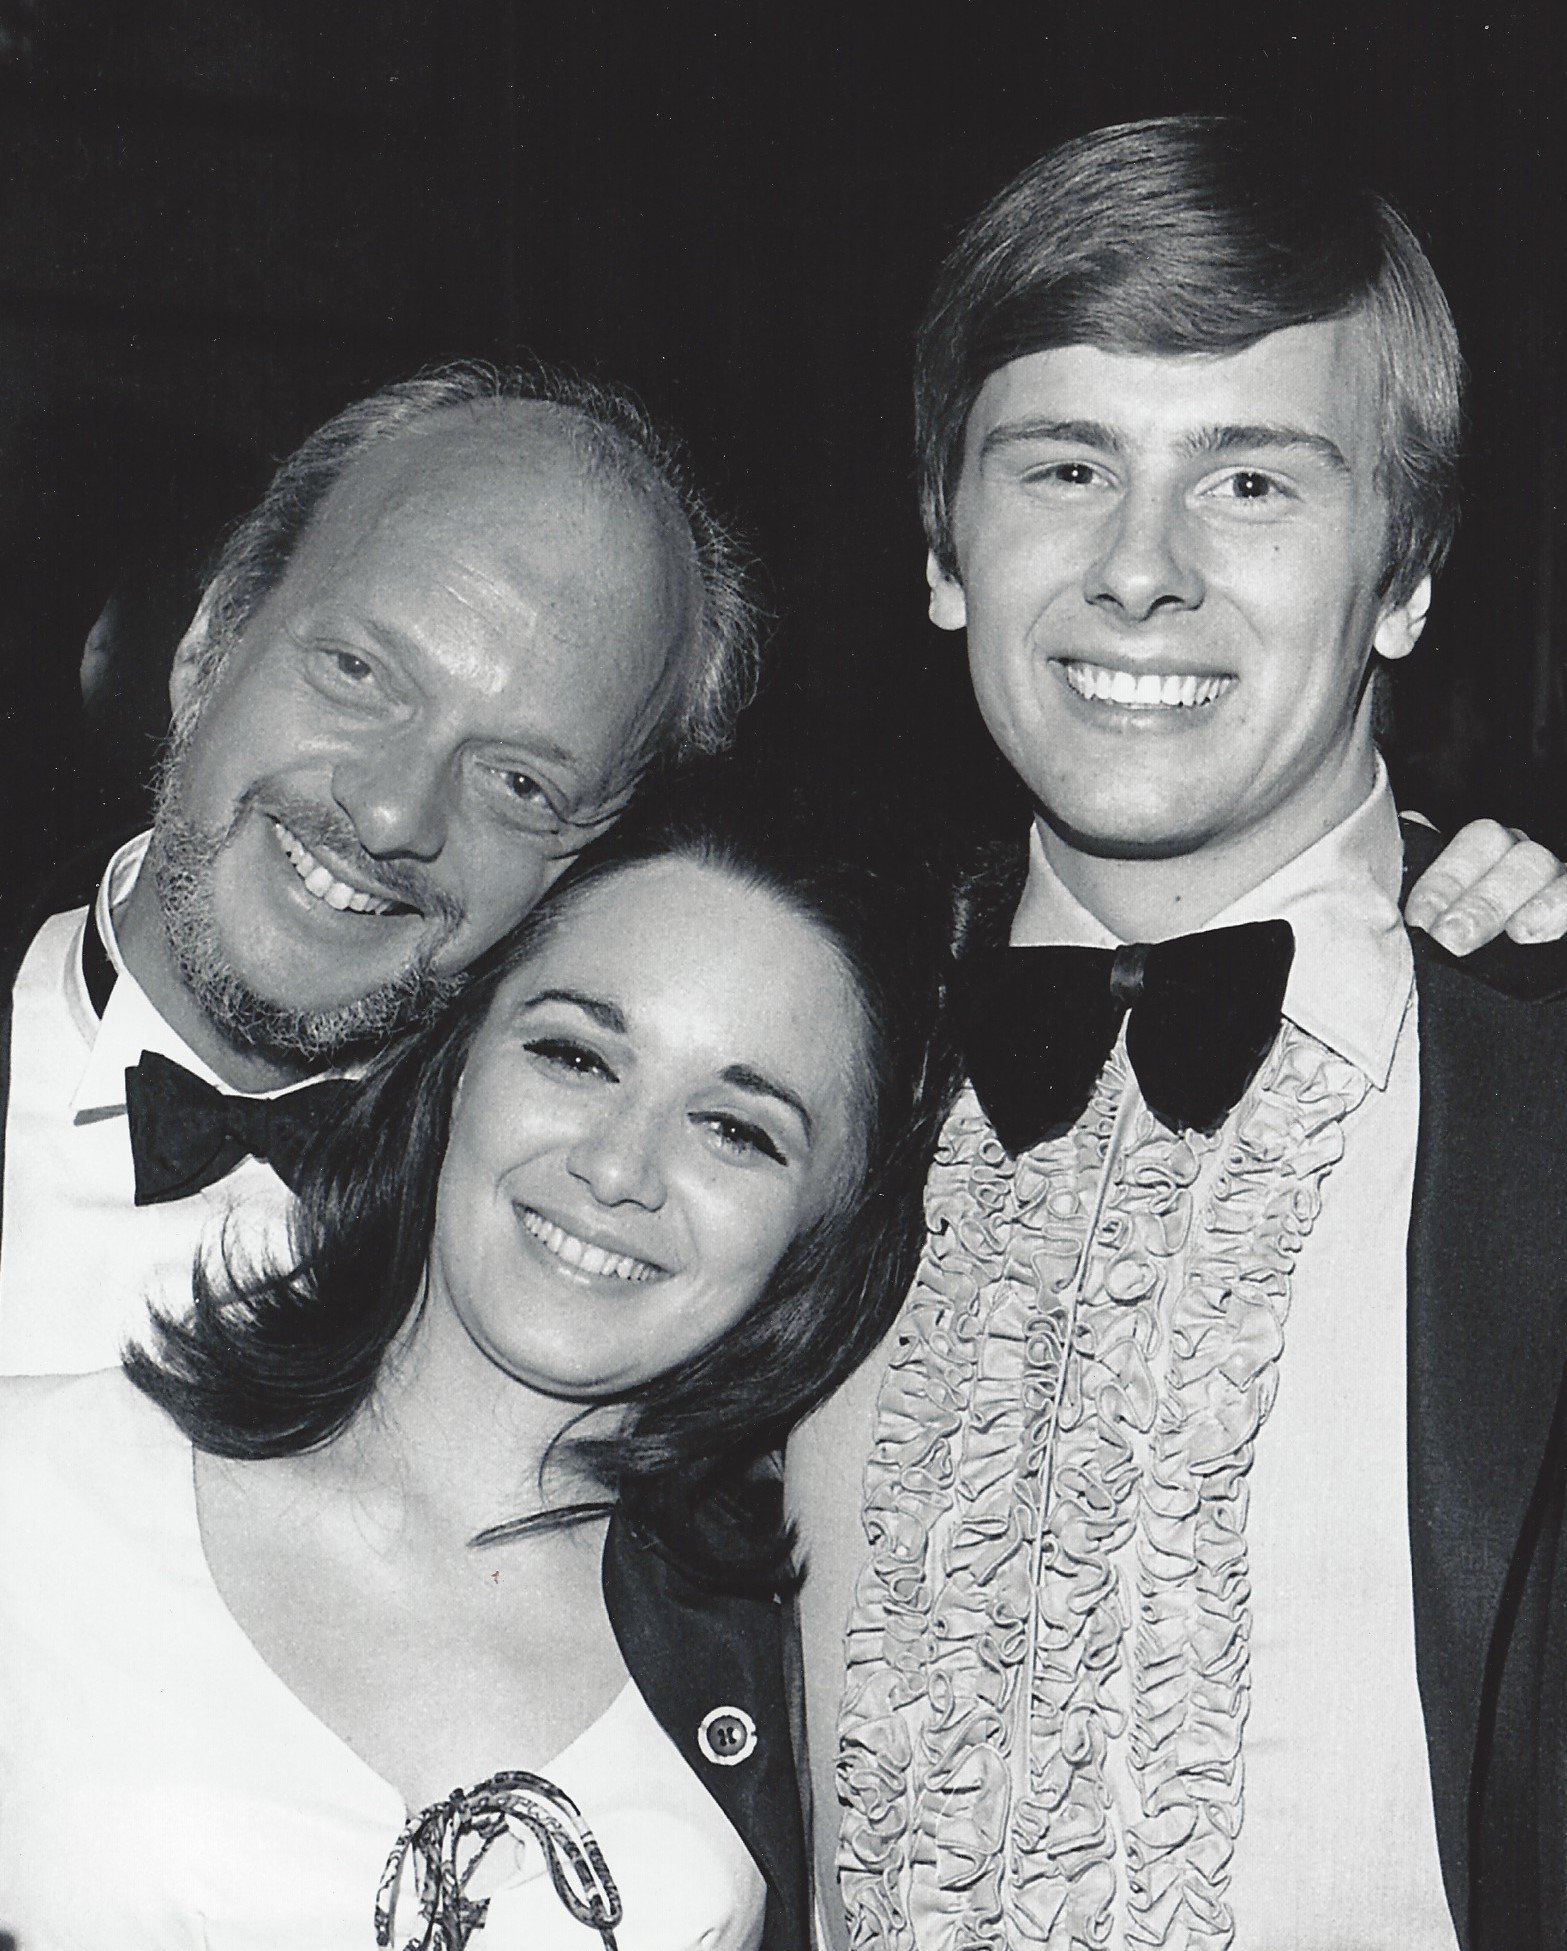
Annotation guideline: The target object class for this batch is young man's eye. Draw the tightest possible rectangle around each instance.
[698,1112,787,1165]
[1223,470,1283,501]
[1024,460,1100,488]
[524,1037,615,1082]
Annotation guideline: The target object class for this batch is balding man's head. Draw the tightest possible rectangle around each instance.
[177,361,758,769]
[136,364,759,1078]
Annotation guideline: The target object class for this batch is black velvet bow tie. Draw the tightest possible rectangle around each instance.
[123,1050,355,1205]
[953,920,1296,1155]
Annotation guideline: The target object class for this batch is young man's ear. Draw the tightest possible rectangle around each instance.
[1372,572,1432,663]
[926,550,968,632]
[168,588,220,717]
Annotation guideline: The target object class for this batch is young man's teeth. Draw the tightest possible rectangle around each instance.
[1063,661,1233,708]
[273,822,395,915]
[520,1208,663,1284]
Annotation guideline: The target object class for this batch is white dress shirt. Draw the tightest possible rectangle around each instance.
[792,762,1459,1948]
[1,833,306,1377]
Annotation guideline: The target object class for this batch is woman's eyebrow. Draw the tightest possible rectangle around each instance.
[721,1063,813,1141]
[516,987,627,1034]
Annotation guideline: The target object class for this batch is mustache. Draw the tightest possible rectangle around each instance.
[240,786,464,929]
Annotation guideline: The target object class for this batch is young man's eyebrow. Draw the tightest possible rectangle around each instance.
[515,988,627,1034]
[1180,423,1351,472]
[978,417,1124,461]
[720,1063,814,1140]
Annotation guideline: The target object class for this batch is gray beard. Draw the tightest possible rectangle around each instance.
[149,744,466,1070]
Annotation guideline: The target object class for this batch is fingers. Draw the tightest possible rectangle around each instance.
[1502,870,1567,944]
[1404,819,1515,942]
[1406,820,1567,954]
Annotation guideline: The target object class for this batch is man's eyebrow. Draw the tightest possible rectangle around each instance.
[1181,424,1351,472]
[720,1062,814,1141]
[979,417,1124,461]
[353,620,583,772]
[517,988,627,1033]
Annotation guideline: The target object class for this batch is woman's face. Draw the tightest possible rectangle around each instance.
[426,855,867,1398]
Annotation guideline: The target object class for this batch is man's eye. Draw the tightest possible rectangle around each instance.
[524,1037,614,1082]
[1223,470,1282,501]
[487,767,562,830]
[1025,460,1100,488]
[697,1112,786,1166]
[327,649,374,681]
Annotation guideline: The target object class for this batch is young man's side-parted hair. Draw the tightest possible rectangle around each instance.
[916,115,1463,608]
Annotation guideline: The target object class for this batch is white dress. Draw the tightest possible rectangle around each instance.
[0,1370,766,1951]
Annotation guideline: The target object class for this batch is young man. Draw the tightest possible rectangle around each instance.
[793,119,1567,1949]
[0,361,756,1374]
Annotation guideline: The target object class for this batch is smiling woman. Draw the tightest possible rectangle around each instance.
[0,768,957,1951]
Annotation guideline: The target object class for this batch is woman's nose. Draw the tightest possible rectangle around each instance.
[564,1104,669,1212]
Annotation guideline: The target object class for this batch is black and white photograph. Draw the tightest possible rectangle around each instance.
[0,6,1564,1948]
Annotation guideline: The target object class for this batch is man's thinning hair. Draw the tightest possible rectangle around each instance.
[181,358,760,764]
[917,116,1463,605]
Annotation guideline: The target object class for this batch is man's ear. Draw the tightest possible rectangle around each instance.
[168,588,220,716]
[926,550,967,632]
[1372,572,1431,663]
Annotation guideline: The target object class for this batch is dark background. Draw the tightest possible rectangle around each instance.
[1,0,1561,874]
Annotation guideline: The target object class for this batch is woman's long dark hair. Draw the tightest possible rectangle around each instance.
[126,765,960,1594]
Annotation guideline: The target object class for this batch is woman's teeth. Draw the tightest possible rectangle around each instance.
[519,1208,664,1284]
[1062,662,1235,709]
[273,821,396,914]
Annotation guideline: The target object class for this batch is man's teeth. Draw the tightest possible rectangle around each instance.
[273,822,395,914]
[1062,662,1235,709]
[520,1208,664,1284]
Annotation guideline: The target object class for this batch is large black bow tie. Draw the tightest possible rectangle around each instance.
[954,920,1295,1155]
[124,1050,355,1205]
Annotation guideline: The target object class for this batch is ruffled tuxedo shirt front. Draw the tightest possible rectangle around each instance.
[792,768,1461,1950]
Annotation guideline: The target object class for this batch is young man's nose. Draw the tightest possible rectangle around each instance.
[1083,487,1204,621]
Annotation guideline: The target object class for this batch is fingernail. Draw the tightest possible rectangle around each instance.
[1432,917,1476,953]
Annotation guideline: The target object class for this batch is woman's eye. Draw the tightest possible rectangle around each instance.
[698,1112,787,1166]
[524,1037,614,1082]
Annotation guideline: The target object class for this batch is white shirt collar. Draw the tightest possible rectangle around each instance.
[71,832,337,1118]
[1009,757,1413,1090]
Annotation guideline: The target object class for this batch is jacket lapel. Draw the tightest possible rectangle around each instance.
[601,1512,810,1951]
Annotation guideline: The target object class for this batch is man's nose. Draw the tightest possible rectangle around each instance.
[565,1103,669,1213]
[330,736,449,860]
[1083,486,1204,621]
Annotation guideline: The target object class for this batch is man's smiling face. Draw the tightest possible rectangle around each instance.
[149,406,693,1066]
[930,317,1430,879]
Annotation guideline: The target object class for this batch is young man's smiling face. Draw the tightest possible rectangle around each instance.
[930,317,1431,899]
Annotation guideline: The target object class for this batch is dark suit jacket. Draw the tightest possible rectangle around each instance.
[954,822,1567,1948]
[1403,821,1567,1951]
